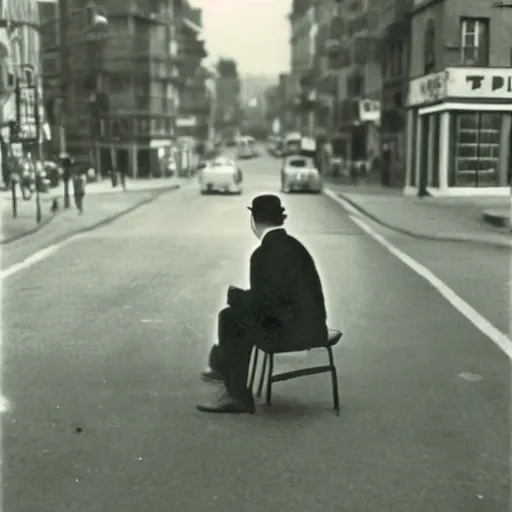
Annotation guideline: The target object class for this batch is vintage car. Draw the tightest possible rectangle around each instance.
[280,137,321,193]
[283,131,302,156]
[236,136,257,159]
[198,157,243,194]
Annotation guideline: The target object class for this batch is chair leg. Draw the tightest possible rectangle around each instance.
[327,346,340,415]
[256,353,268,398]
[265,354,274,406]
[248,347,259,391]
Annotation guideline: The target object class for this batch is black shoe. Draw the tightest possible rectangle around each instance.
[197,392,255,414]
[200,369,224,382]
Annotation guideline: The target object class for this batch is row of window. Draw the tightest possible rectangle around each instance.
[96,117,176,139]
[322,17,500,78]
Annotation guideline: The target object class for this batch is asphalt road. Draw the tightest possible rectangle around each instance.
[2,151,510,512]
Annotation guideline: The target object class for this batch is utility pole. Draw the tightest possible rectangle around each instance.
[59,0,71,208]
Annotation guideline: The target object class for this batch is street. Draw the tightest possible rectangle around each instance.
[2,153,510,512]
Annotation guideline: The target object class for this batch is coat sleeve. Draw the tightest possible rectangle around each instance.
[249,248,286,321]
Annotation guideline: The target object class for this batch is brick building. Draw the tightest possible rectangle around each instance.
[40,0,208,178]
[405,0,512,195]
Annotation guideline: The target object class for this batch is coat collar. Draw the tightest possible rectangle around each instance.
[261,227,285,244]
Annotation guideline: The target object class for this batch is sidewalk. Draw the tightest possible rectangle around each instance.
[1,177,181,245]
[83,177,181,195]
[324,180,511,248]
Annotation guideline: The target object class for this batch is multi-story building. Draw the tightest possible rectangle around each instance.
[289,0,317,135]
[313,1,349,163]
[214,59,241,143]
[405,0,512,196]
[330,0,381,173]
[40,0,206,178]
[175,2,210,144]
[277,73,295,132]
[1,0,46,175]
[375,0,411,186]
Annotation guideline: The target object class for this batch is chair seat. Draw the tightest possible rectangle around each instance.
[256,328,343,354]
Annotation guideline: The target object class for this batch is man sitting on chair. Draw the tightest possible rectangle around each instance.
[197,194,328,414]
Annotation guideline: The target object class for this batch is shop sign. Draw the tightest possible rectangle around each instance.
[16,84,38,141]
[407,70,448,107]
[359,99,381,123]
[176,116,196,127]
[446,67,512,99]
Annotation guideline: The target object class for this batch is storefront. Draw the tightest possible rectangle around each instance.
[405,67,512,196]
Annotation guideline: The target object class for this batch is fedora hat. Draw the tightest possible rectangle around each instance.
[247,194,286,220]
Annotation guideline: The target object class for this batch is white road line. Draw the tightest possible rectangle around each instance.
[1,233,86,280]
[353,214,512,359]
[0,395,10,413]
[324,189,512,360]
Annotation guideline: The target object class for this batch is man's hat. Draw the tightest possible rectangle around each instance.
[247,194,286,220]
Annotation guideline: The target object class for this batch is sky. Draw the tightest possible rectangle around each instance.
[192,0,291,76]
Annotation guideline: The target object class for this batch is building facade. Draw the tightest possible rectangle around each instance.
[374,0,411,187]
[175,2,211,146]
[1,0,46,179]
[326,0,381,174]
[289,0,317,135]
[214,59,241,143]
[40,0,208,178]
[405,0,512,196]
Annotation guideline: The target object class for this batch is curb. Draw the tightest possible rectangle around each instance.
[1,184,179,246]
[0,213,56,245]
[482,210,510,229]
[324,188,512,250]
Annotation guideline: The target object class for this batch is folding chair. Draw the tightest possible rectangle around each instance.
[248,328,342,415]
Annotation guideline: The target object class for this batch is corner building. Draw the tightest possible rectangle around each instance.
[405,0,512,196]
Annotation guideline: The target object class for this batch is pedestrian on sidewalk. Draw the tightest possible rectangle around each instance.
[119,164,127,191]
[72,166,87,215]
[197,194,328,414]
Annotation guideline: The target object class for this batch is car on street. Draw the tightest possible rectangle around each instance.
[283,131,302,156]
[281,155,322,193]
[236,136,257,159]
[198,157,243,195]
[267,135,283,157]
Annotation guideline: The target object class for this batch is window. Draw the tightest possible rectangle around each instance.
[450,112,500,187]
[424,19,435,74]
[137,118,149,135]
[461,18,489,66]
[390,43,402,77]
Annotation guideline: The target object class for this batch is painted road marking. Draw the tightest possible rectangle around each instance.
[1,233,86,280]
[324,189,512,361]
[0,395,10,413]
[458,372,483,382]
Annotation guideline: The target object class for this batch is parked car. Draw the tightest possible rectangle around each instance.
[281,155,322,193]
[198,157,243,195]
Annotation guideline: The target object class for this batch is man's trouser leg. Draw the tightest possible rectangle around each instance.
[217,306,255,401]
